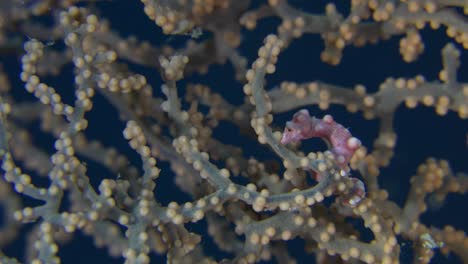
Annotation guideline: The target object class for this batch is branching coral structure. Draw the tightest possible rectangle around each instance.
[0,0,467,263]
